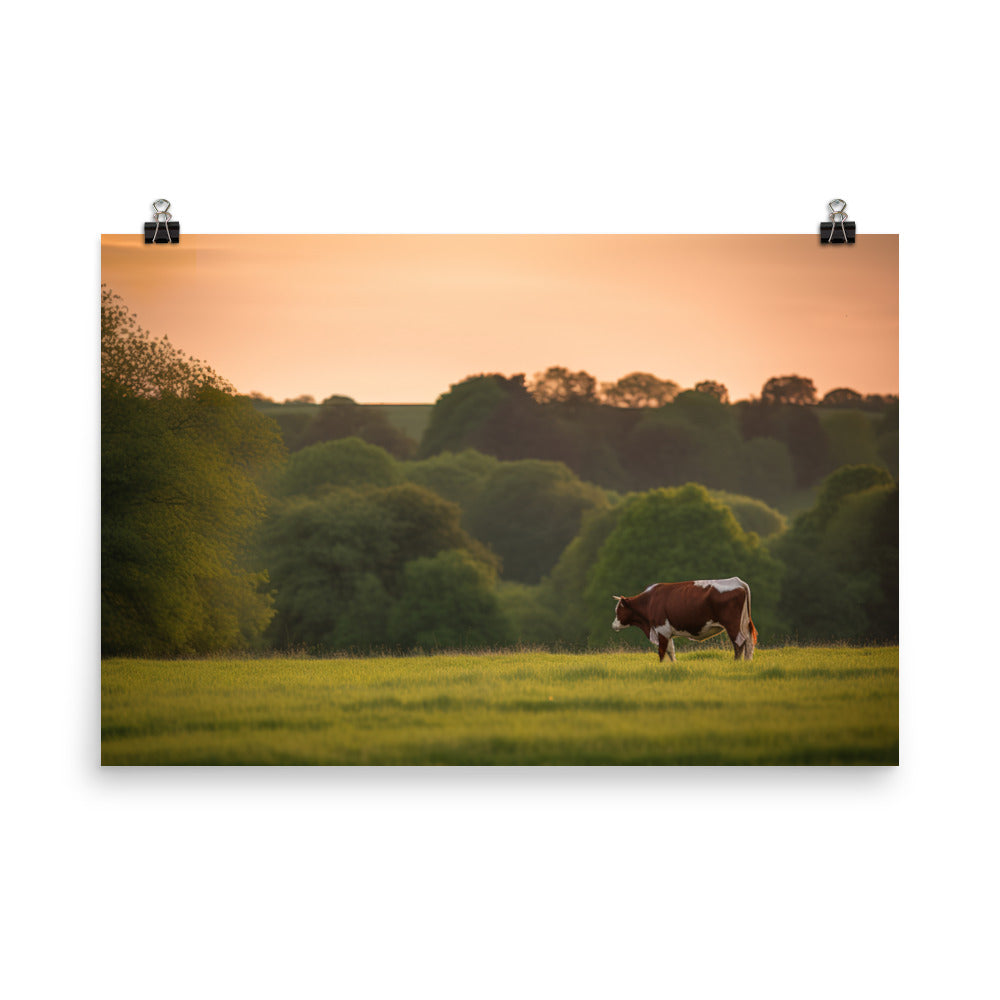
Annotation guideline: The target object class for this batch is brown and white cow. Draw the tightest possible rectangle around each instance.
[611,577,757,663]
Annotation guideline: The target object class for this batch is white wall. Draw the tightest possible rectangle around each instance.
[3,2,994,998]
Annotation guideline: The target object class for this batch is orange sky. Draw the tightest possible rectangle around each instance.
[101,234,898,404]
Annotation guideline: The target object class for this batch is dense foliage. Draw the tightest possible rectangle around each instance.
[102,290,897,654]
[249,394,419,457]
[258,483,498,649]
[413,374,896,507]
[101,288,284,654]
[772,466,898,642]
[581,485,783,646]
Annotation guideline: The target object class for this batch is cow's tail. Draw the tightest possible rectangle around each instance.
[740,582,756,661]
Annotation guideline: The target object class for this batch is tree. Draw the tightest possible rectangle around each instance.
[403,449,500,511]
[622,418,703,490]
[272,437,401,496]
[694,380,730,404]
[102,285,230,399]
[822,411,882,468]
[794,464,894,535]
[771,465,897,642]
[707,490,787,538]
[876,401,899,477]
[622,394,741,492]
[101,287,284,655]
[672,390,737,431]
[738,400,831,488]
[583,484,782,646]
[464,459,610,583]
[258,491,395,648]
[297,394,417,458]
[419,374,513,457]
[373,483,497,578]
[419,374,592,479]
[389,550,511,649]
[601,372,679,407]
[542,505,625,646]
[864,393,898,409]
[259,483,496,649]
[736,437,795,506]
[496,581,570,647]
[820,387,862,407]
[529,366,599,404]
[760,375,817,406]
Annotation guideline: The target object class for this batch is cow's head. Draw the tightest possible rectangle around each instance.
[611,595,635,631]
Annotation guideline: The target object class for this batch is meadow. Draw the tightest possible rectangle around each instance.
[101,646,898,765]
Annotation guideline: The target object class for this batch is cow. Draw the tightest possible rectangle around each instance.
[611,577,757,663]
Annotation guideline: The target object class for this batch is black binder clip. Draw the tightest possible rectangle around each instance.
[820,199,855,244]
[144,199,180,244]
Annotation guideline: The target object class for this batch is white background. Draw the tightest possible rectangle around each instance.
[3,2,997,998]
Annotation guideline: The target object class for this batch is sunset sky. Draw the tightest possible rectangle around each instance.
[101,234,898,404]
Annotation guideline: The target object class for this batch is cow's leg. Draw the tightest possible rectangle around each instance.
[734,623,755,660]
[725,623,744,660]
[657,634,676,664]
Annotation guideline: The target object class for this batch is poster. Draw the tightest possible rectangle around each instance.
[101,234,898,765]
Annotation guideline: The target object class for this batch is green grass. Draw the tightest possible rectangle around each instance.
[101,646,898,765]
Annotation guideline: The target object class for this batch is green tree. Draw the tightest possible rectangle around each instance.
[772,465,897,642]
[273,437,401,496]
[761,374,818,406]
[822,410,882,468]
[419,374,513,457]
[694,380,730,404]
[583,484,782,647]
[374,483,497,577]
[496,581,569,647]
[298,394,417,458]
[258,492,395,648]
[529,366,599,404]
[820,387,863,407]
[260,483,495,649]
[623,418,702,490]
[708,490,787,538]
[797,464,894,534]
[101,287,284,655]
[464,460,610,583]
[101,286,229,399]
[623,393,741,492]
[541,505,625,645]
[389,550,511,649]
[736,437,796,506]
[602,372,680,407]
[875,401,899,477]
[402,449,500,510]
[739,401,831,487]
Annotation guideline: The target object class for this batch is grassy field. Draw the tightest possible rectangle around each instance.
[101,646,897,765]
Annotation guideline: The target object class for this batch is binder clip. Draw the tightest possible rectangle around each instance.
[144,199,180,244]
[820,199,855,244]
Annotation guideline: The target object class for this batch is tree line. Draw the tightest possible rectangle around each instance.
[101,288,898,657]
[256,369,896,509]
[250,367,896,411]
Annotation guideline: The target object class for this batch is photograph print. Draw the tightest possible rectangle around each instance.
[101,233,898,765]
